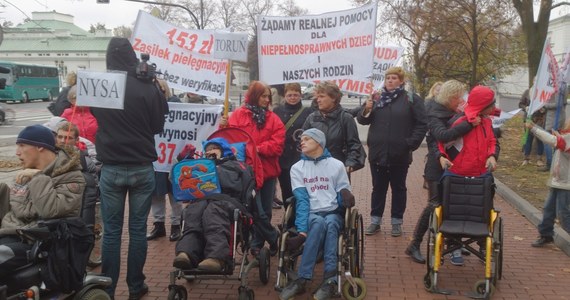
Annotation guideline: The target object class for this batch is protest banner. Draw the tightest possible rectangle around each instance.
[528,39,559,116]
[257,3,377,85]
[132,11,247,99]
[76,70,126,109]
[153,102,222,172]
[331,44,404,95]
[491,109,521,128]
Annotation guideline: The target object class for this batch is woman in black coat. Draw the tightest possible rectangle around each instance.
[273,83,313,202]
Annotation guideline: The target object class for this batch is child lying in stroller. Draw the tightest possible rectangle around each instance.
[172,137,255,272]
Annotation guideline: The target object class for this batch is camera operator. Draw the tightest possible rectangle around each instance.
[91,37,168,300]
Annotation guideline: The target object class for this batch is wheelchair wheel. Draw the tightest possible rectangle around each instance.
[258,247,270,285]
[341,277,367,300]
[77,288,111,300]
[88,203,103,268]
[423,271,435,291]
[238,286,255,300]
[167,285,188,300]
[492,217,503,284]
[348,210,364,277]
[473,279,495,298]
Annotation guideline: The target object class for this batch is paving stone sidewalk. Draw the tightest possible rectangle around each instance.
[92,146,570,300]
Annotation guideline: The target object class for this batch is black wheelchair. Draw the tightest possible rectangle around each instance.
[424,174,504,299]
[274,197,366,300]
[167,206,270,300]
[0,217,112,300]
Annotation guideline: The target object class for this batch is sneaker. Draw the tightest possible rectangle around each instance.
[173,252,194,270]
[365,223,380,235]
[313,279,337,300]
[128,283,149,300]
[391,224,402,237]
[521,159,529,166]
[531,236,554,247]
[450,249,464,266]
[538,165,550,172]
[279,278,307,300]
[197,258,224,272]
[536,159,545,167]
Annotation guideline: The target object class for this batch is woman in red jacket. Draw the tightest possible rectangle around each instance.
[228,80,285,256]
[60,85,98,144]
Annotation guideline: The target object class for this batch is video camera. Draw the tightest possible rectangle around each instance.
[136,53,158,82]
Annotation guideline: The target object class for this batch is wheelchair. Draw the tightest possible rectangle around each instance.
[167,206,270,300]
[0,218,112,300]
[424,174,504,299]
[274,197,367,300]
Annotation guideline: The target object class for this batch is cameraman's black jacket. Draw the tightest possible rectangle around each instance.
[92,38,168,165]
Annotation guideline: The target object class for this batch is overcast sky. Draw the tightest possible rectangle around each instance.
[1,0,355,30]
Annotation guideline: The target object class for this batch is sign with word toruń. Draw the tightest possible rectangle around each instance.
[131,11,247,99]
[257,3,377,85]
[153,102,222,173]
[76,70,127,109]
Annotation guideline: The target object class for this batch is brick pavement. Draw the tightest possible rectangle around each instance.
[95,146,570,300]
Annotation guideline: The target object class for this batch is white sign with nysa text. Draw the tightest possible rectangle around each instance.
[76,70,127,110]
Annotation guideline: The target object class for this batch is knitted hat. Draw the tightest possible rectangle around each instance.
[465,86,495,122]
[17,124,57,152]
[302,128,326,150]
[43,116,67,133]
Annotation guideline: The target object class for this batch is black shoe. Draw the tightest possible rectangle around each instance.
[531,236,554,247]
[169,225,181,241]
[279,278,307,300]
[146,222,166,240]
[128,283,149,300]
[405,244,426,264]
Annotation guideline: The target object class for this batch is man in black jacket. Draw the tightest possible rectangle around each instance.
[91,37,168,300]
[357,67,427,237]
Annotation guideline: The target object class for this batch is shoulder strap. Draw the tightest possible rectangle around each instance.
[407,91,414,104]
[285,106,306,131]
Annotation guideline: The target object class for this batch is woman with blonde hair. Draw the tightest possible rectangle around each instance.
[405,79,476,264]
[426,81,444,101]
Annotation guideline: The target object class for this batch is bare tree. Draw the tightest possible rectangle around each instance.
[113,25,133,38]
[429,0,524,88]
[278,0,308,16]
[512,0,570,86]
[144,0,185,26]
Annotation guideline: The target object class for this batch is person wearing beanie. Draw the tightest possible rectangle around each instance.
[227,80,284,258]
[173,137,256,272]
[0,124,85,279]
[357,67,426,238]
[280,128,355,300]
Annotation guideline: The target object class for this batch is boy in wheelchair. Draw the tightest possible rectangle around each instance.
[0,124,85,281]
[173,137,256,272]
[279,129,355,300]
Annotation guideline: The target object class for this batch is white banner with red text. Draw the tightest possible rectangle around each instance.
[153,103,222,173]
[257,3,377,85]
[131,11,247,99]
[528,40,559,116]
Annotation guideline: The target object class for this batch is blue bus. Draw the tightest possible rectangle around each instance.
[0,61,60,103]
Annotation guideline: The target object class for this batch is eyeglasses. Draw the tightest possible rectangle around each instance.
[285,94,301,98]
